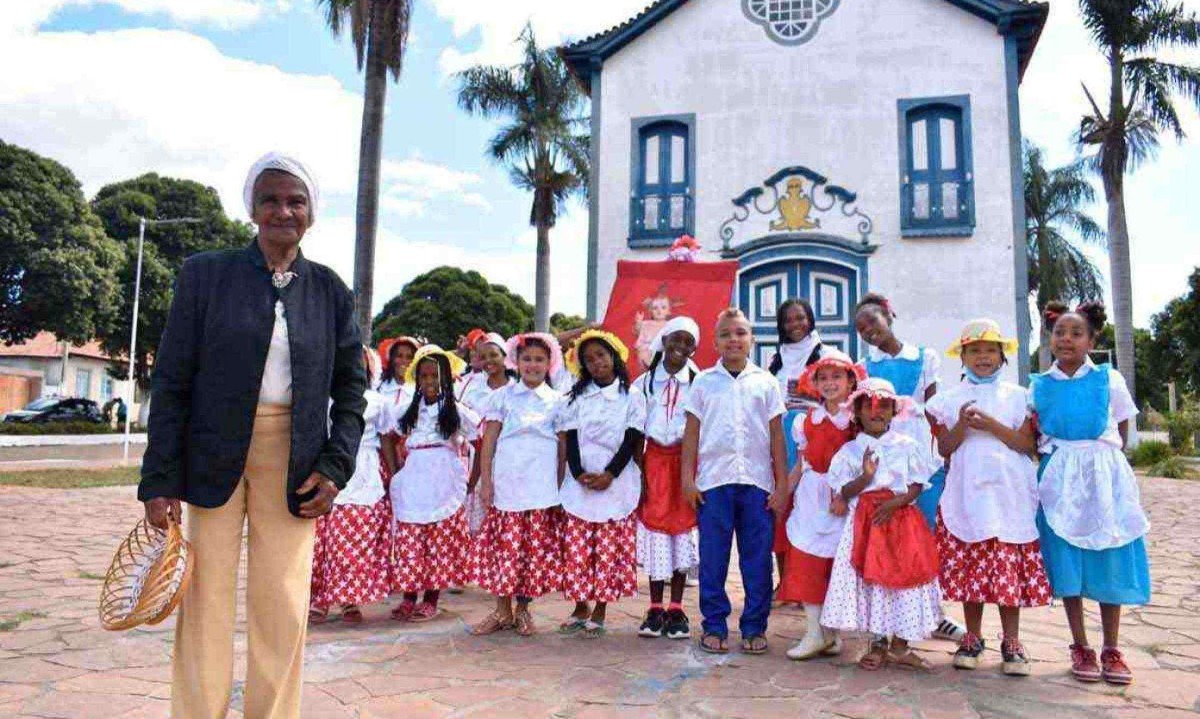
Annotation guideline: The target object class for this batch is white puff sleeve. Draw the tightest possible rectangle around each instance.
[625,388,648,432]
[1107,367,1139,424]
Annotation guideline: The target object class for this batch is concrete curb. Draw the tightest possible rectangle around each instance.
[0,434,148,448]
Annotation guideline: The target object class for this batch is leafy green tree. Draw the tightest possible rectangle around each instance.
[1094,324,1165,410]
[550,312,587,334]
[0,140,121,345]
[456,25,590,331]
[316,0,413,340]
[91,174,253,383]
[1024,141,1107,369]
[1077,0,1200,402]
[372,266,533,347]
[1147,267,1200,399]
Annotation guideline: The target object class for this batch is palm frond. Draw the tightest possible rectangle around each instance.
[1128,2,1200,52]
[378,0,413,80]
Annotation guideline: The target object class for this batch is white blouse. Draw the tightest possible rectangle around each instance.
[485,381,566,511]
[786,404,855,557]
[861,343,942,476]
[630,362,696,447]
[558,381,648,522]
[926,380,1039,544]
[457,373,515,415]
[790,403,853,457]
[827,431,931,504]
[683,362,787,494]
[379,381,415,434]
[389,398,479,523]
[774,331,823,409]
[257,300,292,406]
[334,388,386,506]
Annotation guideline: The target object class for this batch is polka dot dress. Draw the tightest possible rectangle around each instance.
[636,523,699,581]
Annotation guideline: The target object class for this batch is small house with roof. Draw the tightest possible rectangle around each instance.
[562,0,1047,379]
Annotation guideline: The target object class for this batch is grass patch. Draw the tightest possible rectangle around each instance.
[0,466,140,489]
[0,611,47,632]
[78,571,105,581]
[1151,456,1195,480]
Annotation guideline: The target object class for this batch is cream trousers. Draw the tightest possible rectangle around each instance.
[172,404,315,719]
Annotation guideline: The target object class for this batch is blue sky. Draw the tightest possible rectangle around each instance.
[1,0,1197,325]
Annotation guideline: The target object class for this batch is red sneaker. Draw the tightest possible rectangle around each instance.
[1100,647,1133,685]
[1070,644,1101,683]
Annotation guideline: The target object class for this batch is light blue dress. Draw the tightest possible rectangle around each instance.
[1031,365,1150,605]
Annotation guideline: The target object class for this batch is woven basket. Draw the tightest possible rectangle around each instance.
[99,519,193,631]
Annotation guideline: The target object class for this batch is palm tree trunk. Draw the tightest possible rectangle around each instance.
[1104,46,1137,406]
[353,0,389,342]
[1106,182,1137,403]
[534,222,551,332]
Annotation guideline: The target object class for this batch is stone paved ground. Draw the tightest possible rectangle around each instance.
[1,476,1198,719]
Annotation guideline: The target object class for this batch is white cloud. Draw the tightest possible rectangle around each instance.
[379,156,493,216]
[1018,0,1200,326]
[1,0,286,35]
[303,211,589,316]
[0,26,364,219]
[425,0,650,76]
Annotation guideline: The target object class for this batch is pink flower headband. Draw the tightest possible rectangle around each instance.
[504,332,564,374]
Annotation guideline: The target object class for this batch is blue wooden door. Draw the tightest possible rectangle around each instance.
[738,258,859,366]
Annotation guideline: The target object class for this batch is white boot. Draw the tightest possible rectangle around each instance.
[787,604,832,660]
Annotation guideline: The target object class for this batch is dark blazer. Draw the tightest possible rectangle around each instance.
[138,240,368,517]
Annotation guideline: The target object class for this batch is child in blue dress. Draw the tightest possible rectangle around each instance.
[1032,302,1150,685]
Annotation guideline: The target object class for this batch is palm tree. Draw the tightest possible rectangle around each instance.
[1024,141,1108,369]
[1077,0,1200,401]
[456,25,590,331]
[316,0,412,339]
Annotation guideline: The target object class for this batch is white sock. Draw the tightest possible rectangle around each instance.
[803,603,823,635]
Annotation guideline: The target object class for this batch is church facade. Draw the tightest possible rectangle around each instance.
[563,0,1047,381]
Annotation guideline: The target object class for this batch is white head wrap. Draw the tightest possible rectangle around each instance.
[650,315,700,353]
[481,332,508,355]
[243,152,319,225]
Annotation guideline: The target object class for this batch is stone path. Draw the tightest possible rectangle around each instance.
[1,476,1198,718]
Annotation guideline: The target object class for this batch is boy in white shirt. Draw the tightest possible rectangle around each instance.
[682,308,789,655]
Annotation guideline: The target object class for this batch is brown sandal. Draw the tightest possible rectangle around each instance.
[341,605,363,624]
[859,639,889,671]
[514,607,536,637]
[700,633,729,654]
[888,649,933,672]
[741,635,769,655]
[470,610,514,636]
[308,607,329,624]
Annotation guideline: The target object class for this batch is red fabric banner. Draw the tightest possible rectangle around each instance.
[600,259,739,378]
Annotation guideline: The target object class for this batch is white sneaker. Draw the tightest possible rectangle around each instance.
[787,631,831,661]
[934,618,967,642]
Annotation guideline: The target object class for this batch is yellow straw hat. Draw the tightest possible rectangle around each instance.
[404,344,467,385]
[946,318,1020,357]
[565,329,630,377]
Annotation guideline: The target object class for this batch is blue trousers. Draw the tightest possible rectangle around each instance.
[697,484,774,639]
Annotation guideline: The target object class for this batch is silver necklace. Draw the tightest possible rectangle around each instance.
[272,271,298,289]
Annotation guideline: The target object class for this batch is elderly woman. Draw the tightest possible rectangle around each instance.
[138,152,367,719]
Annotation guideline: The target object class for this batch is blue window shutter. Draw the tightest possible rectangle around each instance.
[630,115,696,247]
[898,96,974,237]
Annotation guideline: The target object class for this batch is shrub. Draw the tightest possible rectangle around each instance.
[1150,456,1194,480]
[0,422,119,436]
[1129,440,1172,467]
[1166,410,1200,453]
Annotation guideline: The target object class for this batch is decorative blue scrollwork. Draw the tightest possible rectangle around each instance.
[720,165,874,249]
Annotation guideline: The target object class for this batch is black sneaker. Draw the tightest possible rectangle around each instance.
[953,633,986,670]
[1001,637,1031,677]
[638,608,666,638]
[664,609,691,640]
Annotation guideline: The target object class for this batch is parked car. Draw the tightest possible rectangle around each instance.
[3,397,104,424]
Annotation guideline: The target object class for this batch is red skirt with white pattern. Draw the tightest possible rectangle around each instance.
[936,515,1052,608]
[392,508,469,593]
[310,498,393,610]
[561,512,638,603]
[468,507,562,599]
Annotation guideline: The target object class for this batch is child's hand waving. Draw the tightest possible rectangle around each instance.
[861,448,879,481]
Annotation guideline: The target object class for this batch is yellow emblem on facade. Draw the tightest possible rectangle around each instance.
[771,177,821,231]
